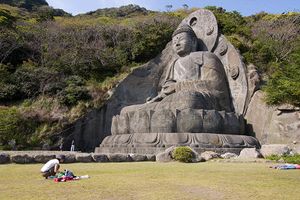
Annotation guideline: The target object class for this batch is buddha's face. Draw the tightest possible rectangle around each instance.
[172,32,196,57]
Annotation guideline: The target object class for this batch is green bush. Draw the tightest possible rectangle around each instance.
[0,8,16,27]
[35,6,54,22]
[131,15,179,62]
[172,146,194,163]
[0,83,19,102]
[205,6,250,37]
[59,76,90,106]
[265,154,281,161]
[266,154,300,164]
[264,43,300,106]
[282,154,300,164]
[14,67,40,98]
[0,107,38,149]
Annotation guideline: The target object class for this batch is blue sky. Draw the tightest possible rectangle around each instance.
[47,0,300,16]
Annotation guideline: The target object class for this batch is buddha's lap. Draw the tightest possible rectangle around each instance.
[120,91,218,115]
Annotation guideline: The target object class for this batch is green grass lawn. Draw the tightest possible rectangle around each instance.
[0,162,299,200]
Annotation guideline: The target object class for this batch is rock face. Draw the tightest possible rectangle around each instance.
[0,153,10,164]
[34,154,55,163]
[130,154,148,162]
[63,154,76,163]
[156,146,175,162]
[245,91,300,145]
[245,64,261,109]
[92,154,109,162]
[291,145,300,154]
[75,153,92,162]
[11,154,35,164]
[107,154,132,162]
[146,154,156,161]
[221,152,238,159]
[238,148,262,159]
[201,151,220,161]
[260,144,290,157]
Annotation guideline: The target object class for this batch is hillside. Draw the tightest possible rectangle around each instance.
[0,3,299,150]
[84,4,151,17]
[0,0,48,10]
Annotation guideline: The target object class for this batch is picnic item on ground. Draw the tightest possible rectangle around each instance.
[48,169,90,182]
[270,164,300,170]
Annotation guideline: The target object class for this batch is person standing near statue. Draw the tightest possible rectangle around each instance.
[70,140,75,152]
[40,155,65,179]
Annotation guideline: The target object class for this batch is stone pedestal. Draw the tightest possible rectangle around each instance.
[95,133,260,155]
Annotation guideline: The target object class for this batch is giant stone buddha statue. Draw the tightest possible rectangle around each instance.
[96,9,260,154]
[123,24,232,114]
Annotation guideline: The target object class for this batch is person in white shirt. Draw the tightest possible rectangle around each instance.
[41,155,65,179]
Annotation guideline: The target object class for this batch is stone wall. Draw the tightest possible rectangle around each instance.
[0,151,155,164]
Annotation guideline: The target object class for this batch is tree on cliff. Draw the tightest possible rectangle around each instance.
[264,40,300,106]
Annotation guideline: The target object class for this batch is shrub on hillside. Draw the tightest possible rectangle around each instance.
[264,42,300,106]
[0,107,37,149]
[14,67,40,98]
[59,76,90,106]
[0,83,19,102]
[35,6,54,22]
[0,8,16,27]
[131,15,180,62]
[205,6,250,37]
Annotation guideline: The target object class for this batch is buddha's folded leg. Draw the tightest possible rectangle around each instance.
[155,91,220,112]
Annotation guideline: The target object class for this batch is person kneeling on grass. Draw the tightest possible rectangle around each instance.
[41,155,65,179]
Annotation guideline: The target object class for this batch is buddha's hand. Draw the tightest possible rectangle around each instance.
[161,84,175,95]
[146,94,163,103]
[146,81,175,103]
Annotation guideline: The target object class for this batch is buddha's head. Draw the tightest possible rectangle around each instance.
[172,24,198,57]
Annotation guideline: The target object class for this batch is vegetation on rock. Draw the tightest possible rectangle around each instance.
[266,154,300,164]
